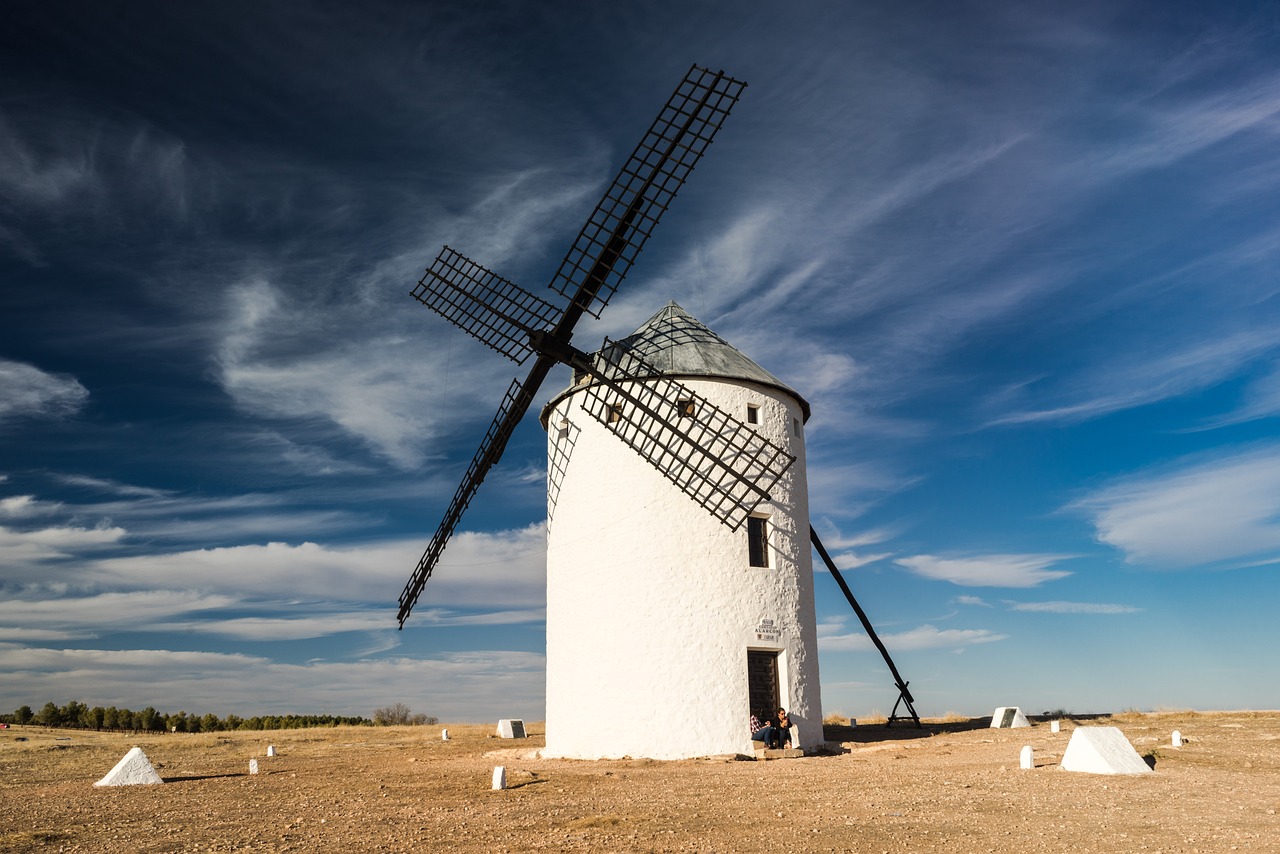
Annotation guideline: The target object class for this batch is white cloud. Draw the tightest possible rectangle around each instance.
[1006,600,1140,614]
[213,275,546,472]
[0,495,59,518]
[1073,444,1280,568]
[819,623,1006,652]
[896,553,1073,587]
[0,645,546,721]
[147,607,545,641]
[76,524,547,609]
[0,359,88,424]
[955,595,991,607]
[0,522,126,566]
[0,591,238,637]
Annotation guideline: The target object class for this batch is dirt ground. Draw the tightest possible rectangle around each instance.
[2,710,1278,852]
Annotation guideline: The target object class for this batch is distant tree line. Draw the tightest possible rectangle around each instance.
[2,700,375,732]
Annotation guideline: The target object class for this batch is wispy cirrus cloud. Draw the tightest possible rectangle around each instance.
[0,522,125,565]
[896,553,1073,587]
[0,591,238,638]
[819,622,1006,652]
[1072,444,1280,568]
[72,524,547,608]
[985,330,1280,427]
[0,359,88,424]
[1006,600,1140,614]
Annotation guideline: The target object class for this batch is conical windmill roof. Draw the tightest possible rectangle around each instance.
[542,301,810,423]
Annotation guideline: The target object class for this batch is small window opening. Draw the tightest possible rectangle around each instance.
[676,399,696,418]
[748,516,769,568]
[792,417,801,436]
[608,403,623,423]
[746,404,759,424]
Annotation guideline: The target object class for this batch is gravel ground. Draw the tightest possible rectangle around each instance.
[2,710,1278,852]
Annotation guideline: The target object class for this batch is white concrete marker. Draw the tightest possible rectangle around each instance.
[1060,726,1152,775]
[491,766,506,790]
[441,728,449,741]
[94,746,163,787]
[266,745,276,757]
[990,706,1031,728]
[249,758,259,775]
[1172,730,1182,747]
[496,719,526,739]
[1020,745,1033,770]
[1051,720,1061,733]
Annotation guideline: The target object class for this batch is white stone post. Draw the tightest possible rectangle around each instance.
[491,766,506,790]
[1172,730,1182,747]
[1051,720,1060,733]
[1020,745,1033,770]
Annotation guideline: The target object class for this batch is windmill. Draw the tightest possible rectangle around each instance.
[398,65,919,751]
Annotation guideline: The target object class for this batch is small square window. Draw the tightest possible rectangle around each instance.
[747,516,769,568]
[676,399,696,418]
[746,404,759,424]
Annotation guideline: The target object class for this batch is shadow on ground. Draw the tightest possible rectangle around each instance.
[161,773,247,783]
[823,714,1114,744]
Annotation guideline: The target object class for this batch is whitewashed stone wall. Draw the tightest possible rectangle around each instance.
[543,375,823,759]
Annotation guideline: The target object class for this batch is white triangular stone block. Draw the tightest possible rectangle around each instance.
[94,747,163,787]
[491,765,506,790]
[1060,726,1152,775]
[990,706,1031,728]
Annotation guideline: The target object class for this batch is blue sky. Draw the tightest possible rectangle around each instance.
[3,0,1279,722]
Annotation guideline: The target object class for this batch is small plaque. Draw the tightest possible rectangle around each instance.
[754,617,779,642]
[1001,708,1017,728]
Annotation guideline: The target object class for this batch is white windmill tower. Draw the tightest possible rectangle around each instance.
[394,66,920,757]
[540,301,823,758]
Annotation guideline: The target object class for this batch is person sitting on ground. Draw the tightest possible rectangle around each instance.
[774,708,792,749]
[750,711,774,747]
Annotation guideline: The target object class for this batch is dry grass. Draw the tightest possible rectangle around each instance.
[3,711,1279,852]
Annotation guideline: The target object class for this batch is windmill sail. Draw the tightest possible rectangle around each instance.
[579,339,796,529]
[398,65,746,627]
[549,65,746,320]
[411,246,561,365]
[398,376,536,626]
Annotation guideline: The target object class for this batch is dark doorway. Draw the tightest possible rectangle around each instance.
[747,650,780,718]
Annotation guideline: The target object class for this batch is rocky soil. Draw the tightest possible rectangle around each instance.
[2,710,1278,852]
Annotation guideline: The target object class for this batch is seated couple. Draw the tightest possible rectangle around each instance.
[750,708,792,749]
